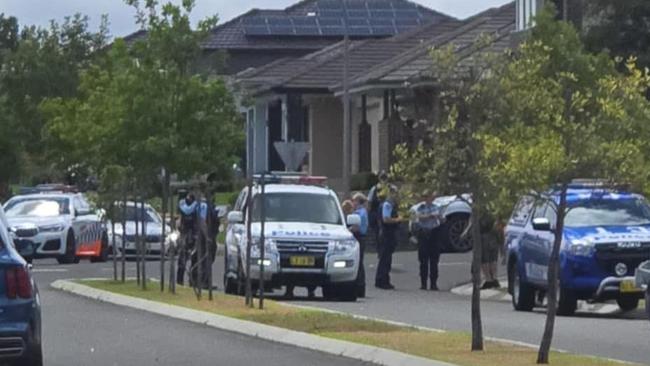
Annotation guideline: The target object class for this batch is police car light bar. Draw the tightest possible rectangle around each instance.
[567,179,629,190]
[253,173,327,186]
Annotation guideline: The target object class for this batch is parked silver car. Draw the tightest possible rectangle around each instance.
[107,202,171,257]
[409,194,472,253]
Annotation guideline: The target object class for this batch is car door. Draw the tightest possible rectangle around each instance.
[225,189,247,274]
[520,200,554,286]
[72,195,98,255]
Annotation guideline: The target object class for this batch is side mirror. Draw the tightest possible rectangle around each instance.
[532,217,551,231]
[227,211,244,224]
[347,214,361,227]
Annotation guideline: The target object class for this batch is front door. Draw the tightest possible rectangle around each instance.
[268,100,284,171]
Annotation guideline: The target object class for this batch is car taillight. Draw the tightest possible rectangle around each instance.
[5,267,32,299]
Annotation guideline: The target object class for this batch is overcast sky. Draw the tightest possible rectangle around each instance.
[1,0,510,38]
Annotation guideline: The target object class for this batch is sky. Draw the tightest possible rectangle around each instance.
[1,0,510,38]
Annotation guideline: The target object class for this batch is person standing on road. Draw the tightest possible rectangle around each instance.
[177,192,198,286]
[375,186,404,290]
[368,171,389,247]
[481,214,504,290]
[352,193,369,297]
[414,190,443,291]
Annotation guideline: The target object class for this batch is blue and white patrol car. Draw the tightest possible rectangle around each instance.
[224,175,362,301]
[506,182,650,315]
[3,192,108,264]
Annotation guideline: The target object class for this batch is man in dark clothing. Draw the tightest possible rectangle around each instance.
[177,193,198,286]
[414,191,443,291]
[375,186,403,290]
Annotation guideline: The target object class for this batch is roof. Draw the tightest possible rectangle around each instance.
[122,0,453,52]
[236,1,515,96]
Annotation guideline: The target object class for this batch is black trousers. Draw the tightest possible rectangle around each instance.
[417,228,441,287]
[375,230,397,286]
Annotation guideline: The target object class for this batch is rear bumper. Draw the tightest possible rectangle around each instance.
[0,322,30,359]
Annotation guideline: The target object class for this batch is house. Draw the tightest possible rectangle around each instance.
[123,0,453,76]
[237,2,516,192]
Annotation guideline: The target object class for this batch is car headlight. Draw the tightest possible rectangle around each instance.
[334,239,358,253]
[250,238,275,258]
[39,224,65,233]
[569,240,594,257]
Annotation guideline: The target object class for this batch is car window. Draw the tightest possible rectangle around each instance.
[544,203,557,224]
[565,198,650,227]
[532,200,547,220]
[509,196,534,226]
[251,193,342,225]
[5,197,71,216]
[234,189,247,211]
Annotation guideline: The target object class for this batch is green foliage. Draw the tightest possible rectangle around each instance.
[43,1,243,204]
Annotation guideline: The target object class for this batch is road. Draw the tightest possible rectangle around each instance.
[32,260,371,366]
[33,249,649,365]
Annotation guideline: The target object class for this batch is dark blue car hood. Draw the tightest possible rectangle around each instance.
[564,225,650,244]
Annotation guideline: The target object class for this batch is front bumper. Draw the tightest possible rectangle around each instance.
[595,276,644,299]
[14,231,67,258]
[635,261,650,290]
[248,252,359,285]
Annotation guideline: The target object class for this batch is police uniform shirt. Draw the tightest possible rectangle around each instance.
[416,202,442,231]
[354,207,369,236]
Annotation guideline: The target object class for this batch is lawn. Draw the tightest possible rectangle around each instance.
[79,280,631,366]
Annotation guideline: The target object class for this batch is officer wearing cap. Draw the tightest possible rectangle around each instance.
[375,186,404,290]
[414,190,443,291]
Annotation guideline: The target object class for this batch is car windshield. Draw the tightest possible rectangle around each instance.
[564,198,650,227]
[251,193,342,225]
[4,197,70,217]
[113,207,159,223]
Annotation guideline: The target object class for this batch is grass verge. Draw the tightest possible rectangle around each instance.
[79,280,631,366]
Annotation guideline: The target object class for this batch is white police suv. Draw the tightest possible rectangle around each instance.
[3,191,108,264]
[224,175,362,301]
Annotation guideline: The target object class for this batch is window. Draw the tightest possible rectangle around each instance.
[564,198,650,227]
[251,193,342,225]
[532,200,547,220]
[5,197,71,217]
[517,0,539,31]
[509,196,535,226]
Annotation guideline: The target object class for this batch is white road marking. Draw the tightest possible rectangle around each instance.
[32,268,69,273]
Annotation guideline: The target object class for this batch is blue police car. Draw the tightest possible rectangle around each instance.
[0,207,42,365]
[506,182,650,316]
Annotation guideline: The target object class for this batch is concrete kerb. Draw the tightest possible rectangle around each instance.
[51,280,456,366]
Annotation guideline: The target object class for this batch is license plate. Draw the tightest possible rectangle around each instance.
[620,279,642,293]
[289,256,315,267]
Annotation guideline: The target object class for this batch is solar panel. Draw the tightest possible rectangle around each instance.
[369,18,394,26]
[269,25,296,35]
[392,1,417,9]
[370,10,395,18]
[347,10,369,18]
[292,17,318,26]
[318,18,343,26]
[320,27,346,35]
[347,26,372,36]
[345,0,367,10]
[294,27,321,36]
[394,9,421,18]
[368,0,393,10]
[371,26,397,35]
[318,0,341,9]
[320,10,345,17]
[347,18,369,26]
[267,17,292,26]
[395,17,420,26]
[244,25,270,35]
[243,16,267,25]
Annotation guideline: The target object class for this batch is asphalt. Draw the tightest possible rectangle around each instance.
[32,260,371,366]
[30,249,650,365]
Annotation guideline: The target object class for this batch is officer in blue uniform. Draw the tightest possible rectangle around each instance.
[375,186,404,290]
[352,193,369,297]
[177,193,198,286]
[415,190,443,291]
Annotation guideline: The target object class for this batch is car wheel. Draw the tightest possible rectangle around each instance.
[57,231,78,265]
[91,233,109,263]
[443,214,472,253]
[322,285,337,301]
[338,282,358,302]
[616,296,639,312]
[557,285,577,316]
[510,262,535,311]
[357,283,366,298]
[224,256,240,295]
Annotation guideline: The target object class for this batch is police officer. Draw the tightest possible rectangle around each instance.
[177,192,198,286]
[352,193,369,297]
[415,190,443,291]
[375,186,404,290]
[368,171,389,246]
[190,194,211,289]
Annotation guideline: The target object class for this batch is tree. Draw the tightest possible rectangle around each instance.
[391,35,510,352]
[43,0,244,291]
[482,8,650,364]
[584,0,650,70]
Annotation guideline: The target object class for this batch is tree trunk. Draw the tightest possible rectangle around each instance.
[141,199,147,290]
[121,193,127,283]
[245,180,253,307]
[111,204,117,281]
[470,204,484,351]
[160,171,169,292]
[259,174,266,310]
[169,193,176,294]
[537,184,568,364]
[135,196,141,286]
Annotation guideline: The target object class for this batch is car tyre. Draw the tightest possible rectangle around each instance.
[510,262,535,311]
[14,328,42,366]
[557,285,577,316]
[323,283,357,302]
[616,296,639,312]
[442,214,472,253]
[57,231,78,265]
[91,233,109,263]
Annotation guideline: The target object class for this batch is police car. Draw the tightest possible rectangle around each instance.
[506,181,650,316]
[3,190,108,264]
[224,175,362,301]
